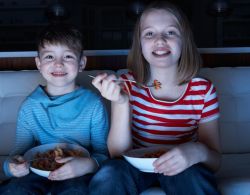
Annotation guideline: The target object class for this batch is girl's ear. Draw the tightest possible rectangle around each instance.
[79,56,87,72]
[35,57,41,71]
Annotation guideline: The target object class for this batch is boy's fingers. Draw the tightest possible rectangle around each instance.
[12,155,26,164]
[55,156,73,163]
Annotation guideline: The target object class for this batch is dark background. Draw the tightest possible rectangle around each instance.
[0,0,249,51]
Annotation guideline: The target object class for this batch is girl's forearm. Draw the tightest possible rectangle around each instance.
[108,100,132,157]
[195,142,221,172]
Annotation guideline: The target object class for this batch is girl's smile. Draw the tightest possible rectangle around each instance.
[152,47,171,57]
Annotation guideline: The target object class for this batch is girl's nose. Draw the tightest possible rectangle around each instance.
[155,34,167,44]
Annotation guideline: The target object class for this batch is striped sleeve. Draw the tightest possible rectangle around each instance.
[120,73,134,95]
[200,81,220,123]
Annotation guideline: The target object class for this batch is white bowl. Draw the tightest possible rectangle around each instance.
[123,147,169,173]
[24,143,89,178]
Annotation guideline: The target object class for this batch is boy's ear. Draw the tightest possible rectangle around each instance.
[79,56,87,72]
[35,57,41,70]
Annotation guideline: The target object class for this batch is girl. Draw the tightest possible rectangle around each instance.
[89,1,221,195]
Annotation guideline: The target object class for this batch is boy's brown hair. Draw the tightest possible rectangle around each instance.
[37,24,84,58]
[127,1,202,85]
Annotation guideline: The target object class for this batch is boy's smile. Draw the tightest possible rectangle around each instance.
[51,71,68,77]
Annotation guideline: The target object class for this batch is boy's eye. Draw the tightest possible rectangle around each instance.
[64,55,77,61]
[65,55,74,59]
[44,55,54,60]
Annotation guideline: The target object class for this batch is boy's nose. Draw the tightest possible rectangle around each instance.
[54,59,64,66]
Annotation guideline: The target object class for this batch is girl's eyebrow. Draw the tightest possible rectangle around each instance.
[141,24,178,30]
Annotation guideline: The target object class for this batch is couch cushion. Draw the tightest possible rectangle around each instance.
[199,67,250,154]
[218,177,250,195]
[216,153,250,179]
[0,71,45,155]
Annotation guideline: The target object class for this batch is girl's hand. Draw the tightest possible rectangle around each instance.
[9,155,29,177]
[153,142,205,176]
[91,73,128,104]
[48,157,97,181]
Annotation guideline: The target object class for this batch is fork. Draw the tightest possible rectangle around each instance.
[88,74,155,88]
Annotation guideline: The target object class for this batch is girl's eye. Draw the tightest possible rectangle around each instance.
[164,31,177,37]
[144,32,154,38]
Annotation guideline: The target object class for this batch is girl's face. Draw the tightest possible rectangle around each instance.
[35,44,86,94]
[140,9,182,69]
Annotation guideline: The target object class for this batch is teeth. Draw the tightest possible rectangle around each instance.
[154,50,168,55]
[52,72,67,76]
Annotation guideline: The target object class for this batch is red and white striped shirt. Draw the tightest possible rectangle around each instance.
[121,73,220,148]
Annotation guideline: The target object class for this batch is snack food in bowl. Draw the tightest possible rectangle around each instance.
[24,143,89,177]
[123,147,168,173]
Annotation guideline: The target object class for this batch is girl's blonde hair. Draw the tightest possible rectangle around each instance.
[127,1,202,85]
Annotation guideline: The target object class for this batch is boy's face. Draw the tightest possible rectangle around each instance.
[35,43,86,94]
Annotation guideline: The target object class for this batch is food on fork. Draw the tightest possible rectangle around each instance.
[153,80,162,90]
[31,146,84,171]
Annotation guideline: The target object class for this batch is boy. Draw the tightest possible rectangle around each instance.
[0,24,109,195]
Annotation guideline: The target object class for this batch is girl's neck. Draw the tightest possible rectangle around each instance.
[149,66,179,87]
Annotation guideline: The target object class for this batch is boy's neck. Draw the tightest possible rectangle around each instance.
[45,84,78,96]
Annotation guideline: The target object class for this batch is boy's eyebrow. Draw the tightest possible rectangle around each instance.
[40,49,73,53]
[39,49,53,54]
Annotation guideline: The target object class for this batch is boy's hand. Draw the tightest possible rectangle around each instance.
[91,73,128,104]
[9,155,29,177]
[48,157,97,181]
[153,142,203,176]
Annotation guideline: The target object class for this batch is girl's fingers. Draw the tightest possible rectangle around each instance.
[92,74,120,96]
[163,164,182,176]
[153,151,173,167]
[91,73,108,91]
[154,157,178,174]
